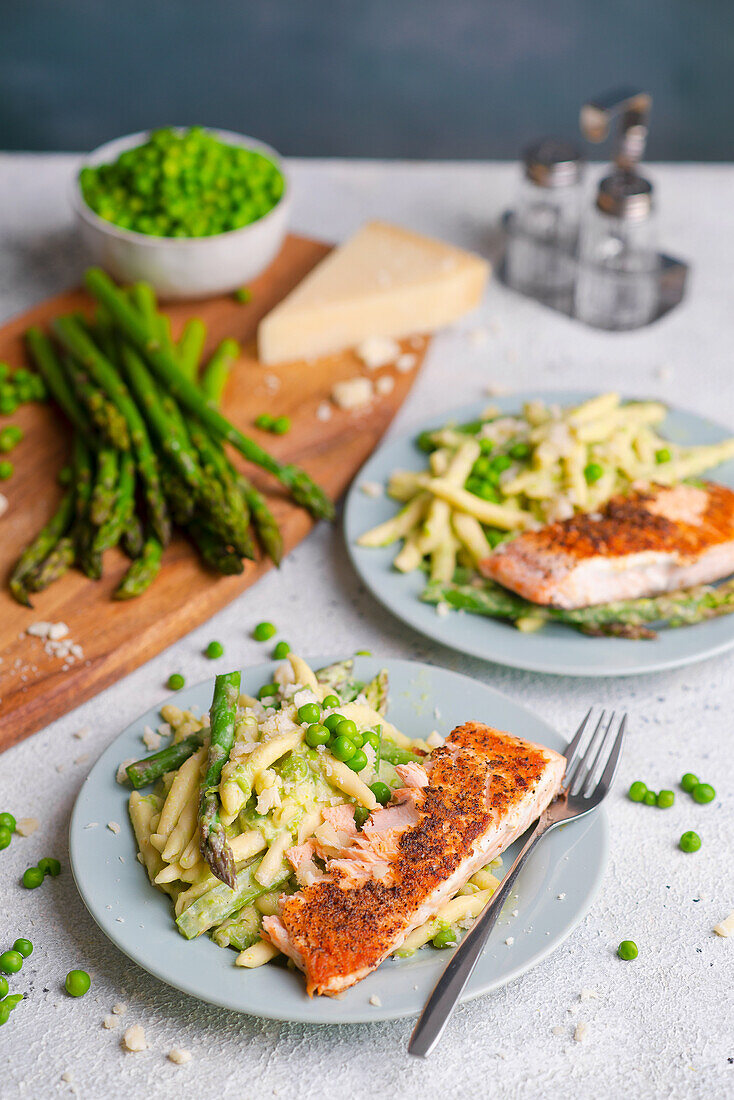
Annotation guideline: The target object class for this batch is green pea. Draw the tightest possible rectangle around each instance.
[253,621,277,641]
[584,462,604,484]
[330,735,357,763]
[354,806,370,828]
[322,694,340,710]
[234,287,253,305]
[346,748,368,773]
[362,730,381,754]
[490,454,512,474]
[38,857,61,877]
[681,772,699,792]
[272,641,291,659]
[433,927,458,949]
[4,993,23,1011]
[335,718,358,740]
[354,649,372,657]
[679,831,701,853]
[657,790,675,809]
[0,950,23,974]
[205,641,224,659]
[0,461,13,480]
[323,713,345,733]
[167,673,185,691]
[0,827,11,851]
[477,482,501,503]
[0,812,16,832]
[369,781,391,805]
[272,416,291,435]
[473,456,492,478]
[655,447,672,464]
[297,702,321,725]
[0,976,8,998]
[0,426,22,452]
[643,791,657,806]
[617,940,638,960]
[692,783,715,804]
[258,683,279,700]
[254,414,275,430]
[12,939,32,958]
[0,1002,10,1026]
[628,781,647,803]
[509,442,531,460]
[479,438,494,454]
[65,969,91,997]
[22,867,44,889]
[305,723,330,748]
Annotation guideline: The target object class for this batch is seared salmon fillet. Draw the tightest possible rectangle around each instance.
[262,722,565,996]
[481,482,734,610]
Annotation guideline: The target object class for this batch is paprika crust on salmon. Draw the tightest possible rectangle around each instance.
[262,722,565,996]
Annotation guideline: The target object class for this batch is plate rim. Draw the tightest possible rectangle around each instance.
[69,655,608,1023]
[344,389,734,677]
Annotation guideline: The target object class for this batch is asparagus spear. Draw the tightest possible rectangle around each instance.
[363,669,389,715]
[187,521,246,575]
[52,315,170,545]
[199,671,241,887]
[92,452,136,554]
[84,268,334,521]
[185,417,254,559]
[161,466,196,525]
[176,857,291,940]
[72,436,101,578]
[421,577,734,638]
[177,318,207,380]
[25,328,95,438]
[315,659,355,694]
[125,731,205,789]
[199,338,239,406]
[63,354,130,450]
[113,535,163,600]
[121,514,144,559]
[380,740,425,766]
[238,475,283,565]
[89,447,119,526]
[26,536,75,592]
[9,490,75,605]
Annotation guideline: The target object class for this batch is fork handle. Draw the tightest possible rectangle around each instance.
[408,815,549,1058]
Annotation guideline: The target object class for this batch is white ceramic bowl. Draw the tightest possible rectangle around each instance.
[71,129,291,300]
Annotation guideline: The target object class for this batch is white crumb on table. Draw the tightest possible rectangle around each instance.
[369,994,382,1007]
[112,1002,127,1015]
[103,1015,119,1030]
[56,763,66,773]
[316,401,333,422]
[0,492,8,518]
[263,372,281,393]
[355,335,400,369]
[375,373,395,395]
[360,481,383,499]
[579,988,598,1001]
[574,1021,589,1042]
[395,353,416,372]
[122,1024,147,1052]
[485,382,508,396]
[84,822,98,830]
[168,1048,192,1065]
[557,893,566,900]
[505,937,514,946]
[332,376,374,410]
[106,820,120,834]
[551,1026,565,1037]
[468,326,489,348]
[713,910,734,937]
[73,726,90,740]
[74,755,89,766]
[16,817,39,837]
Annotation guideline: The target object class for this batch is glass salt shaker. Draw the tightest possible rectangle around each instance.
[505,138,584,310]
[574,170,659,330]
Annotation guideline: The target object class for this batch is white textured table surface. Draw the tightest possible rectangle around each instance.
[0,157,732,1100]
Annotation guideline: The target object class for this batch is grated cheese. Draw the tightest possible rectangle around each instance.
[713,910,734,937]
[122,1024,147,1052]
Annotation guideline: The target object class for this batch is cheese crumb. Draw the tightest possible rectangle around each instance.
[468,326,489,348]
[112,1002,127,1015]
[107,821,121,835]
[355,336,400,370]
[103,1014,119,1030]
[168,1048,192,1065]
[332,376,374,410]
[48,622,69,641]
[74,726,90,740]
[396,353,416,372]
[579,988,598,1001]
[574,1021,589,1042]
[556,893,566,900]
[369,994,382,1007]
[16,817,39,837]
[116,759,136,785]
[426,731,444,748]
[0,493,8,519]
[316,401,333,422]
[360,481,383,499]
[61,1071,74,1084]
[713,910,734,937]
[375,374,395,396]
[505,937,514,946]
[142,726,162,752]
[435,602,451,618]
[551,1025,565,1037]
[122,1024,147,1052]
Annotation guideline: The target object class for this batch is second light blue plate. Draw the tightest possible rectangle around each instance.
[344,391,734,676]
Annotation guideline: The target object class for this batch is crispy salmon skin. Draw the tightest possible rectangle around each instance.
[263,722,565,996]
[481,482,734,609]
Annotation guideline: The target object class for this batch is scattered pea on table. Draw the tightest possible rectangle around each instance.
[272,416,291,435]
[253,621,277,642]
[254,414,275,431]
[167,673,185,691]
[65,969,91,997]
[272,640,291,659]
[0,827,12,850]
[12,939,33,958]
[233,287,252,304]
[205,641,224,660]
[37,857,61,877]
[657,790,675,808]
[21,867,44,889]
[0,812,16,832]
[643,791,657,806]
[0,976,8,998]
[617,940,638,960]
[628,781,647,802]
[692,782,715,804]
[0,460,13,480]
[680,773,699,792]
[0,950,23,974]
[679,831,702,853]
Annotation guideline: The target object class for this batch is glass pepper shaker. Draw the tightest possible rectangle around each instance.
[505,138,584,310]
[574,169,660,330]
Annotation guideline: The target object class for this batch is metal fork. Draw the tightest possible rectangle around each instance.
[408,708,626,1058]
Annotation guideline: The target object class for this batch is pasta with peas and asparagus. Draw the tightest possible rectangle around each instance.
[357,392,734,638]
[123,654,502,968]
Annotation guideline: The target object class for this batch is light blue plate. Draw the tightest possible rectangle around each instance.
[69,657,607,1024]
[345,391,734,677]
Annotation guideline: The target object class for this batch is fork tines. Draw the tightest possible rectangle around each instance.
[562,708,627,801]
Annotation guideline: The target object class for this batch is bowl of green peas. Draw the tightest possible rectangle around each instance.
[72,127,291,299]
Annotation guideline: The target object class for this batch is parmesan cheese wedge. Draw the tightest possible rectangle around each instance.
[258,221,489,364]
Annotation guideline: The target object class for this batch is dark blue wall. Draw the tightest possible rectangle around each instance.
[2,0,732,158]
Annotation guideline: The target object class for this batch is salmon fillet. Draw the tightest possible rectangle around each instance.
[262,722,565,996]
[481,482,734,610]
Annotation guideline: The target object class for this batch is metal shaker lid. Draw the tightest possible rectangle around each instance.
[523,139,584,188]
[596,170,654,221]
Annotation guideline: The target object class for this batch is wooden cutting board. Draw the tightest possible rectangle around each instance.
[0,234,429,751]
